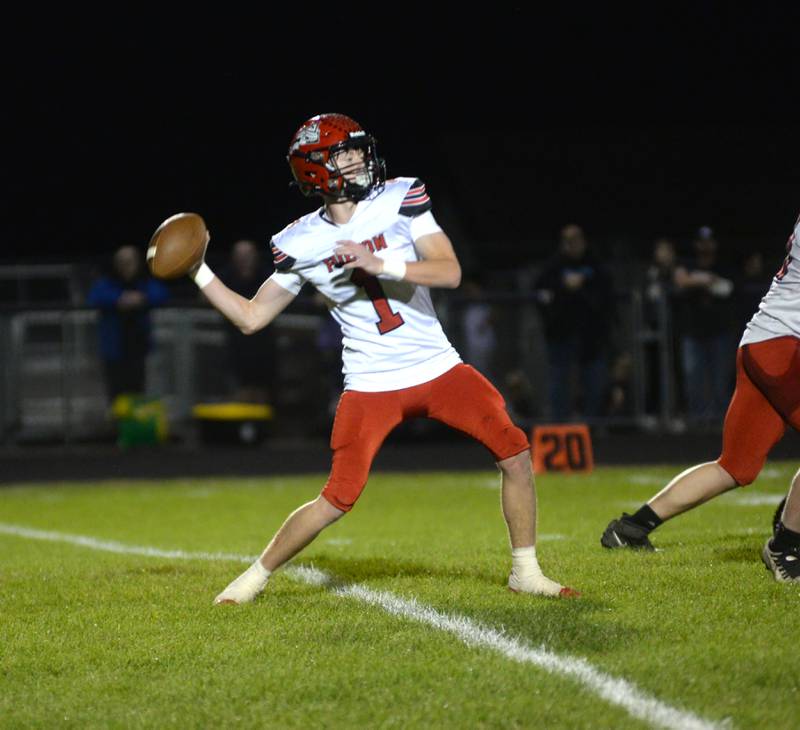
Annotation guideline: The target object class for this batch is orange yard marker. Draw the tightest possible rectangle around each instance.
[531,424,594,474]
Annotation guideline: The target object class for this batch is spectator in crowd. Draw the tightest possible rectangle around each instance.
[673,226,735,425]
[534,224,615,422]
[642,237,683,421]
[644,237,678,316]
[87,245,169,401]
[504,368,537,425]
[733,251,773,334]
[605,351,634,423]
[460,275,497,379]
[217,240,276,404]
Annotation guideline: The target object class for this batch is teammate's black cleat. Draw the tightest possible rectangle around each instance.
[762,538,800,583]
[772,497,787,536]
[601,514,656,551]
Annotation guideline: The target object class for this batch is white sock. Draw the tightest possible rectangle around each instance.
[511,546,543,580]
[251,559,271,580]
[509,545,565,596]
[214,559,272,605]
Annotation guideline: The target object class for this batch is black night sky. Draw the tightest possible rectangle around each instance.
[4,6,799,275]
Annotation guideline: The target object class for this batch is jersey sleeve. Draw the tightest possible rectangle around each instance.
[399,178,433,217]
[268,240,305,294]
[268,270,304,295]
[408,210,443,242]
[270,241,296,272]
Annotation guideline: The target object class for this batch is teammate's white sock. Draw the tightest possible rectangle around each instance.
[214,559,271,605]
[508,546,567,597]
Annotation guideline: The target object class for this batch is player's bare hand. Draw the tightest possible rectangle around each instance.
[334,241,383,275]
[563,271,585,290]
[188,231,211,277]
[117,290,146,310]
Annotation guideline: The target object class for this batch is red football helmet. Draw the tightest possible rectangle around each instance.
[287,113,386,201]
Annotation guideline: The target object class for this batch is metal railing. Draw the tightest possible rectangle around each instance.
[0,306,325,444]
[0,286,684,445]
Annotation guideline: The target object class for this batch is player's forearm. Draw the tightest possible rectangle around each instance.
[199,277,263,334]
[399,259,462,289]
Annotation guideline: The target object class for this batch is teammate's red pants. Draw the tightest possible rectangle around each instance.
[718,336,800,485]
[321,364,530,511]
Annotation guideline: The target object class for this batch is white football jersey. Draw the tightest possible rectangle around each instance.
[267,177,462,391]
[741,213,800,346]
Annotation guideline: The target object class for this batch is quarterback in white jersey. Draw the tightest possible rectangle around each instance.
[268,176,462,391]
[188,113,578,603]
[601,213,800,583]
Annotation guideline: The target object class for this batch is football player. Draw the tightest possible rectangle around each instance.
[601,213,800,583]
[188,113,578,603]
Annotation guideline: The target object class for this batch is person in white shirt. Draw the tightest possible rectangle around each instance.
[601,213,800,583]
[187,113,578,603]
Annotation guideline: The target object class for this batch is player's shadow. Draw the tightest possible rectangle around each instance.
[468,602,641,654]
[294,554,637,653]
[120,564,207,576]
[300,554,450,582]
[711,533,765,564]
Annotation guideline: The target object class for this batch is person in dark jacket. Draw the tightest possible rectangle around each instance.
[217,240,276,404]
[673,226,736,424]
[87,245,169,401]
[535,224,615,422]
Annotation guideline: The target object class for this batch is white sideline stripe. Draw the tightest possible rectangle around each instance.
[0,524,254,564]
[628,475,666,486]
[0,523,726,730]
[333,584,727,730]
[726,494,785,507]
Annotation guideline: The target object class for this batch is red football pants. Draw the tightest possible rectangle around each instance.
[321,364,531,511]
[718,336,800,485]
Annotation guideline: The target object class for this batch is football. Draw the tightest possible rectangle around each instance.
[147,212,208,279]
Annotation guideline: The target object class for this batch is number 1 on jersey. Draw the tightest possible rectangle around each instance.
[351,268,405,334]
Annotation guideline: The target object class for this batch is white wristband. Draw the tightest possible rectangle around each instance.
[191,262,215,289]
[380,258,407,281]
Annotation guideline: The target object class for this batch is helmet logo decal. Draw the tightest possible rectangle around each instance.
[290,121,320,152]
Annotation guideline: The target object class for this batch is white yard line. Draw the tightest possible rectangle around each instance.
[0,522,727,730]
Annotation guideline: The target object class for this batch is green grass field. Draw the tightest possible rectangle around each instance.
[1,464,797,729]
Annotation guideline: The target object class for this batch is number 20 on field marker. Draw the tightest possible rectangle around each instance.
[531,424,594,474]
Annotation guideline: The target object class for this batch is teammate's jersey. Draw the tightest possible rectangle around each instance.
[268,177,462,391]
[741,213,800,346]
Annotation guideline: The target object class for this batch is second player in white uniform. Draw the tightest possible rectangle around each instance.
[601,212,800,583]
[741,214,800,345]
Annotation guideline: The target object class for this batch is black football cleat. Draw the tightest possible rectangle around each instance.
[601,514,656,551]
[762,538,800,583]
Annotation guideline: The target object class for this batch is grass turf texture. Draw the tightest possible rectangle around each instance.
[1,465,797,729]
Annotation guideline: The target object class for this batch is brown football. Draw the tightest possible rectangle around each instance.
[147,212,208,279]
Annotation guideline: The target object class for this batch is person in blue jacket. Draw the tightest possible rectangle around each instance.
[87,245,169,400]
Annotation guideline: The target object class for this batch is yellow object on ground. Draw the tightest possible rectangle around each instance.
[111,394,169,448]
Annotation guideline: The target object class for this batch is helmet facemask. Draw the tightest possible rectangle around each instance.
[325,135,386,202]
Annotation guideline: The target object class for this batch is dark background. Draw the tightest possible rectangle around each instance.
[4,5,798,274]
